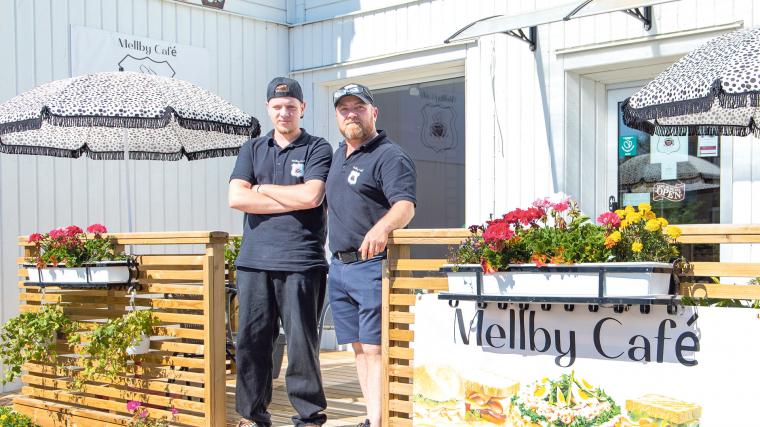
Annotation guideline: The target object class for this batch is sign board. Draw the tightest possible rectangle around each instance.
[413,295,760,426]
[652,181,686,202]
[71,26,211,89]
[698,136,719,158]
[618,135,637,157]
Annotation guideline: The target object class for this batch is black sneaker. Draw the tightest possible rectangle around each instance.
[356,419,370,427]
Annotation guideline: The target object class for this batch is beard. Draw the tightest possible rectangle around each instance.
[341,121,369,140]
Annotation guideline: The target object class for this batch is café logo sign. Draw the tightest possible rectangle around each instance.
[452,307,699,368]
[653,182,686,201]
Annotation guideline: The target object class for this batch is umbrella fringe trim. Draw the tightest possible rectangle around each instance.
[0,141,240,161]
[0,143,84,158]
[185,147,241,160]
[651,123,760,138]
[176,116,261,138]
[47,114,171,129]
[0,109,261,138]
[0,117,44,135]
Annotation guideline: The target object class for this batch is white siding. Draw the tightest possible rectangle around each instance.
[0,0,289,388]
[172,0,288,23]
[289,0,760,230]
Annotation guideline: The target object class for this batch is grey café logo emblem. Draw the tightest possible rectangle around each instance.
[420,104,457,152]
[118,55,176,77]
[347,167,363,185]
[290,160,305,178]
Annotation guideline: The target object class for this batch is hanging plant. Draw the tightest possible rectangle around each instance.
[0,304,75,384]
[70,310,156,388]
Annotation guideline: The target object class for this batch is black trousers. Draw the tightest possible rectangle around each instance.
[235,267,328,426]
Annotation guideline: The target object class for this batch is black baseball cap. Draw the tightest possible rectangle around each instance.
[267,77,303,102]
[333,83,374,107]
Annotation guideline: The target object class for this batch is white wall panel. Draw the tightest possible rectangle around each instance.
[0,0,289,388]
[291,0,760,235]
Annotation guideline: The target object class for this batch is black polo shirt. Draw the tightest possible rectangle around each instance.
[230,129,332,271]
[326,131,417,254]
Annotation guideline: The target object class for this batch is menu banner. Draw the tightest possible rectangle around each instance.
[412,294,760,426]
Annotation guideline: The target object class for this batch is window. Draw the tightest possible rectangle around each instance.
[373,78,465,230]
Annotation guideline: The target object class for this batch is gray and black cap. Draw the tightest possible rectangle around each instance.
[267,77,303,102]
[333,83,374,106]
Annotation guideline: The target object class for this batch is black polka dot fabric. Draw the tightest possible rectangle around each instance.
[623,27,760,137]
[0,71,260,160]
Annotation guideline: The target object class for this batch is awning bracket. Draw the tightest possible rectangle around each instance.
[505,26,537,51]
[621,6,653,30]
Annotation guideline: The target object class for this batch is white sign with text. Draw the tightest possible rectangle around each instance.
[71,26,211,88]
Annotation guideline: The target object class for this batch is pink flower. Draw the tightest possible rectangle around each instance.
[28,233,43,243]
[532,197,552,209]
[126,400,142,412]
[597,212,621,228]
[171,407,179,416]
[87,223,108,234]
[139,409,149,419]
[65,225,83,236]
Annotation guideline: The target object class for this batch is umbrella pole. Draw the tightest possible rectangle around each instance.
[122,128,134,233]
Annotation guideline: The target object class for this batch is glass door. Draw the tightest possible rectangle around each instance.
[607,87,722,260]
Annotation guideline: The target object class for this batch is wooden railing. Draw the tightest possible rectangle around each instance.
[380,225,760,427]
[13,232,228,427]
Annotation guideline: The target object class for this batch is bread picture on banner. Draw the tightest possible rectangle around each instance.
[625,394,701,427]
[461,369,520,425]
[412,364,465,426]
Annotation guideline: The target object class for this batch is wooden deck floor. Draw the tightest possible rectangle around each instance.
[0,350,365,427]
[226,350,366,427]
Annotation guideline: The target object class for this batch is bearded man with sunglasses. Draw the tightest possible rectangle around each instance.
[326,83,417,427]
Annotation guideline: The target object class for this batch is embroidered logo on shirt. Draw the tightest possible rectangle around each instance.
[347,166,363,185]
[290,160,305,178]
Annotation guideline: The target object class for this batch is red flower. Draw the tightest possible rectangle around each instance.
[483,220,515,243]
[28,233,43,243]
[87,223,108,234]
[553,200,570,212]
[65,225,83,236]
[597,212,621,228]
[49,227,65,240]
[523,207,544,224]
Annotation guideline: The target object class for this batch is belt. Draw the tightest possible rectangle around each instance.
[334,250,362,263]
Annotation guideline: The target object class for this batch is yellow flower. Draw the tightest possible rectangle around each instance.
[638,202,652,212]
[658,217,669,227]
[624,205,635,214]
[645,219,661,232]
[620,219,629,229]
[643,210,656,220]
[666,226,682,239]
[614,209,626,217]
[627,212,642,223]
[631,241,643,252]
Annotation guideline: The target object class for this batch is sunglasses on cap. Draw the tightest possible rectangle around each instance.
[333,84,374,106]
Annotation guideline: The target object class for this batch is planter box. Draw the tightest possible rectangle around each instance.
[126,334,151,355]
[442,263,673,298]
[24,261,133,287]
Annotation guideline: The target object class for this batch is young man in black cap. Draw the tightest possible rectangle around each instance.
[229,77,331,427]
[326,83,417,427]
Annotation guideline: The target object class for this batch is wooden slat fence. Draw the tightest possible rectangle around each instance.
[13,232,228,427]
[380,225,760,427]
